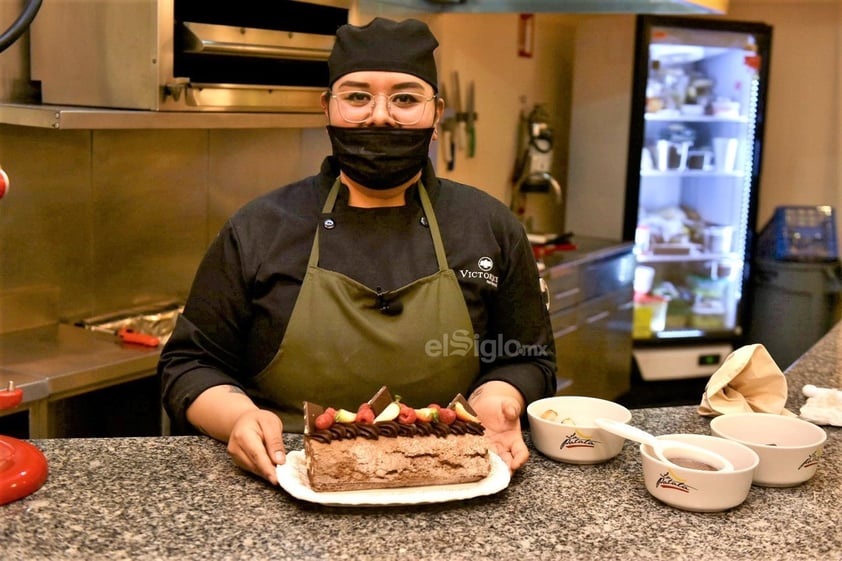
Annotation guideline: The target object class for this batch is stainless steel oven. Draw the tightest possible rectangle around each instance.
[29,0,350,113]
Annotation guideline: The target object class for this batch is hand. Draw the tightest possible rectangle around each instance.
[468,382,529,472]
[226,409,287,485]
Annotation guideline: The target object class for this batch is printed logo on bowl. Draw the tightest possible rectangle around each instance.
[799,448,824,470]
[560,430,599,450]
[655,470,698,494]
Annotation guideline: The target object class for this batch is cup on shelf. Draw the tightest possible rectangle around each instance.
[703,225,734,254]
[713,137,739,172]
[687,149,713,170]
[656,140,692,171]
[641,147,655,171]
[634,265,656,294]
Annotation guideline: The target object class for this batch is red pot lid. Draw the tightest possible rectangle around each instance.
[0,435,49,505]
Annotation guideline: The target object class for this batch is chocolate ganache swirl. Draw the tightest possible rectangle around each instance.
[307,419,485,444]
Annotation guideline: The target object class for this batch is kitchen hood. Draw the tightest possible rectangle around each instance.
[363,0,727,14]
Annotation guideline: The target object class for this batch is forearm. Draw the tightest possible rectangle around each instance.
[471,359,555,408]
[186,384,260,442]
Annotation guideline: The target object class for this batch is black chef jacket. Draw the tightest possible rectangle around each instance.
[160,157,557,433]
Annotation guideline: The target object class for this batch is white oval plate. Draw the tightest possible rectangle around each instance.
[276,450,510,507]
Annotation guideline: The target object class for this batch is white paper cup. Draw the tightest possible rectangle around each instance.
[713,137,739,172]
[634,265,655,294]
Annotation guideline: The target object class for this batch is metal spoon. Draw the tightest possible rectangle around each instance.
[595,418,735,472]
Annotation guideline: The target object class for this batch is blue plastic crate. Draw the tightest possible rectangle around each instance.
[757,206,838,261]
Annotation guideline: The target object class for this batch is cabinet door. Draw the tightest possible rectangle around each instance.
[545,264,581,312]
[554,290,633,400]
[550,306,578,393]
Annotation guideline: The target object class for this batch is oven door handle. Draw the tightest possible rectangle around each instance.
[180,22,334,62]
[194,41,329,61]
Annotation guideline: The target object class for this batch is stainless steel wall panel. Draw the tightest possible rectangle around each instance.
[0,124,327,335]
[0,125,93,331]
[90,129,207,316]
[207,128,331,238]
[298,128,332,177]
[207,129,307,239]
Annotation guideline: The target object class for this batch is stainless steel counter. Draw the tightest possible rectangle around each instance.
[0,324,160,437]
[540,236,635,271]
[541,236,635,399]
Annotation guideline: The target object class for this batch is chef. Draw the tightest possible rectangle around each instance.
[159,17,556,484]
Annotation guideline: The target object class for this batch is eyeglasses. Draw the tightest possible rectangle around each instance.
[330,90,436,125]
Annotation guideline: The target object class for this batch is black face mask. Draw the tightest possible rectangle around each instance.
[327,126,434,190]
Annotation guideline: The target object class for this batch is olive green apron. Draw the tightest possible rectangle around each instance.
[252,179,479,432]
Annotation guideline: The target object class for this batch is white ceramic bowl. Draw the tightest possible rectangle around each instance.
[527,396,631,464]
[710,412,827,487]
[640,433,759,512]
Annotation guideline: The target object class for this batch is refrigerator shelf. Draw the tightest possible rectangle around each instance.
[641,170,744,178]
[644,113,749,124]
[636,252,741,264]
[635,329,740,342]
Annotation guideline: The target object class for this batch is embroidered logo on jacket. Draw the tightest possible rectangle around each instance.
[459,257,498,288]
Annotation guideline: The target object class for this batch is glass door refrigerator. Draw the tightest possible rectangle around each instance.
[565,14,773,383]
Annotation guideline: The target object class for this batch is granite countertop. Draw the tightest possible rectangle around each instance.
[2,326,840,560]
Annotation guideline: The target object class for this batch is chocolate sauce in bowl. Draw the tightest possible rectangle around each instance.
[669,457,718,471]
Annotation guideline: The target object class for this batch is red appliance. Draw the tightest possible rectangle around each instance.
[1,381,49,505]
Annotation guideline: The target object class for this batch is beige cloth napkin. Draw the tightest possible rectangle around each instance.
[698,344,795,417]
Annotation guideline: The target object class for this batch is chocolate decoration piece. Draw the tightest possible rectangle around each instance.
[368,385,394,415]
[447,393,479,417]
[303,401,324,435]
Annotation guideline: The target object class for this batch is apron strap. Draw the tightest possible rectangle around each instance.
[417,181,449,272]
[321,178,342,213]
[306,179,342,268]
[308,178,449,272]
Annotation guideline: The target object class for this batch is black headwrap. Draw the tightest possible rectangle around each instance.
[328,17,439,92]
